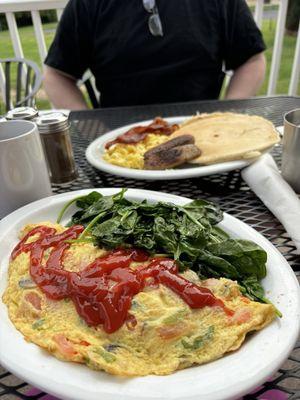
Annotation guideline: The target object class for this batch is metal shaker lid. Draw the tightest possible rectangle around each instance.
[6,106,39,120]
[35,112,69,134]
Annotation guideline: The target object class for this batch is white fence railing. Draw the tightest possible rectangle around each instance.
[0,0,299,104]
[255,0,300,96]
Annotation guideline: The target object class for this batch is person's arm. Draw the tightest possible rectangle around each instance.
[222,0,267,99]
[43,66,88,110]
[43,0,94,109]
[225,52,266,99]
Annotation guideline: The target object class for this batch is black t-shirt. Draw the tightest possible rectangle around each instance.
[45,0,266,107]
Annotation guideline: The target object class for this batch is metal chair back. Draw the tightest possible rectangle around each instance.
[0,57,42,112]
[79,70,100,108]
[84,78,100,109]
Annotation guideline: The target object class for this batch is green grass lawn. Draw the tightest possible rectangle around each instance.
[0,18,299,114]
[259,19,300,95]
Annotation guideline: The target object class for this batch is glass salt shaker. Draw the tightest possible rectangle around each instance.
[35,112,78,184]
[5,106,39,121]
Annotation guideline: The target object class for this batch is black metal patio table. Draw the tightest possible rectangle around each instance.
[1,95,300,400]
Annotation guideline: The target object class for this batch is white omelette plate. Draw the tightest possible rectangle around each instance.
[0,188,299,400]
[86,117,254,180]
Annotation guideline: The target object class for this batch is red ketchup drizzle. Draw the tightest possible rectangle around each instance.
[105,117,179,149]
[12,226,232,333]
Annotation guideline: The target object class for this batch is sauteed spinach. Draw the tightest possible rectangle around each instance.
[57,190,276,309]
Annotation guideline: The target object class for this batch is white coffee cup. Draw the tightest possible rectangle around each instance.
[0,120,52,218]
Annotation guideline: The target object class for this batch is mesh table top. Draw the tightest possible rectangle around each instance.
[1,95,300,399]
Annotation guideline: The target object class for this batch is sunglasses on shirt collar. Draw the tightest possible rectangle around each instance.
[142,0,164,37]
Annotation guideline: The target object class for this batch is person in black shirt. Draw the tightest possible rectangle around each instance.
[44,0,266,109]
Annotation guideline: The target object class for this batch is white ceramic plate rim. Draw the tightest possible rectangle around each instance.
[85,117,253,180]
[0,188,299,400]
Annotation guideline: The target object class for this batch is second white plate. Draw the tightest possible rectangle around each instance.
[85,117,252,180]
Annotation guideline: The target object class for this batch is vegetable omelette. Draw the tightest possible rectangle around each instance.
[3,220,276,377]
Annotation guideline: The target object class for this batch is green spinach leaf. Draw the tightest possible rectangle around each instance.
[57,190,270,307]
